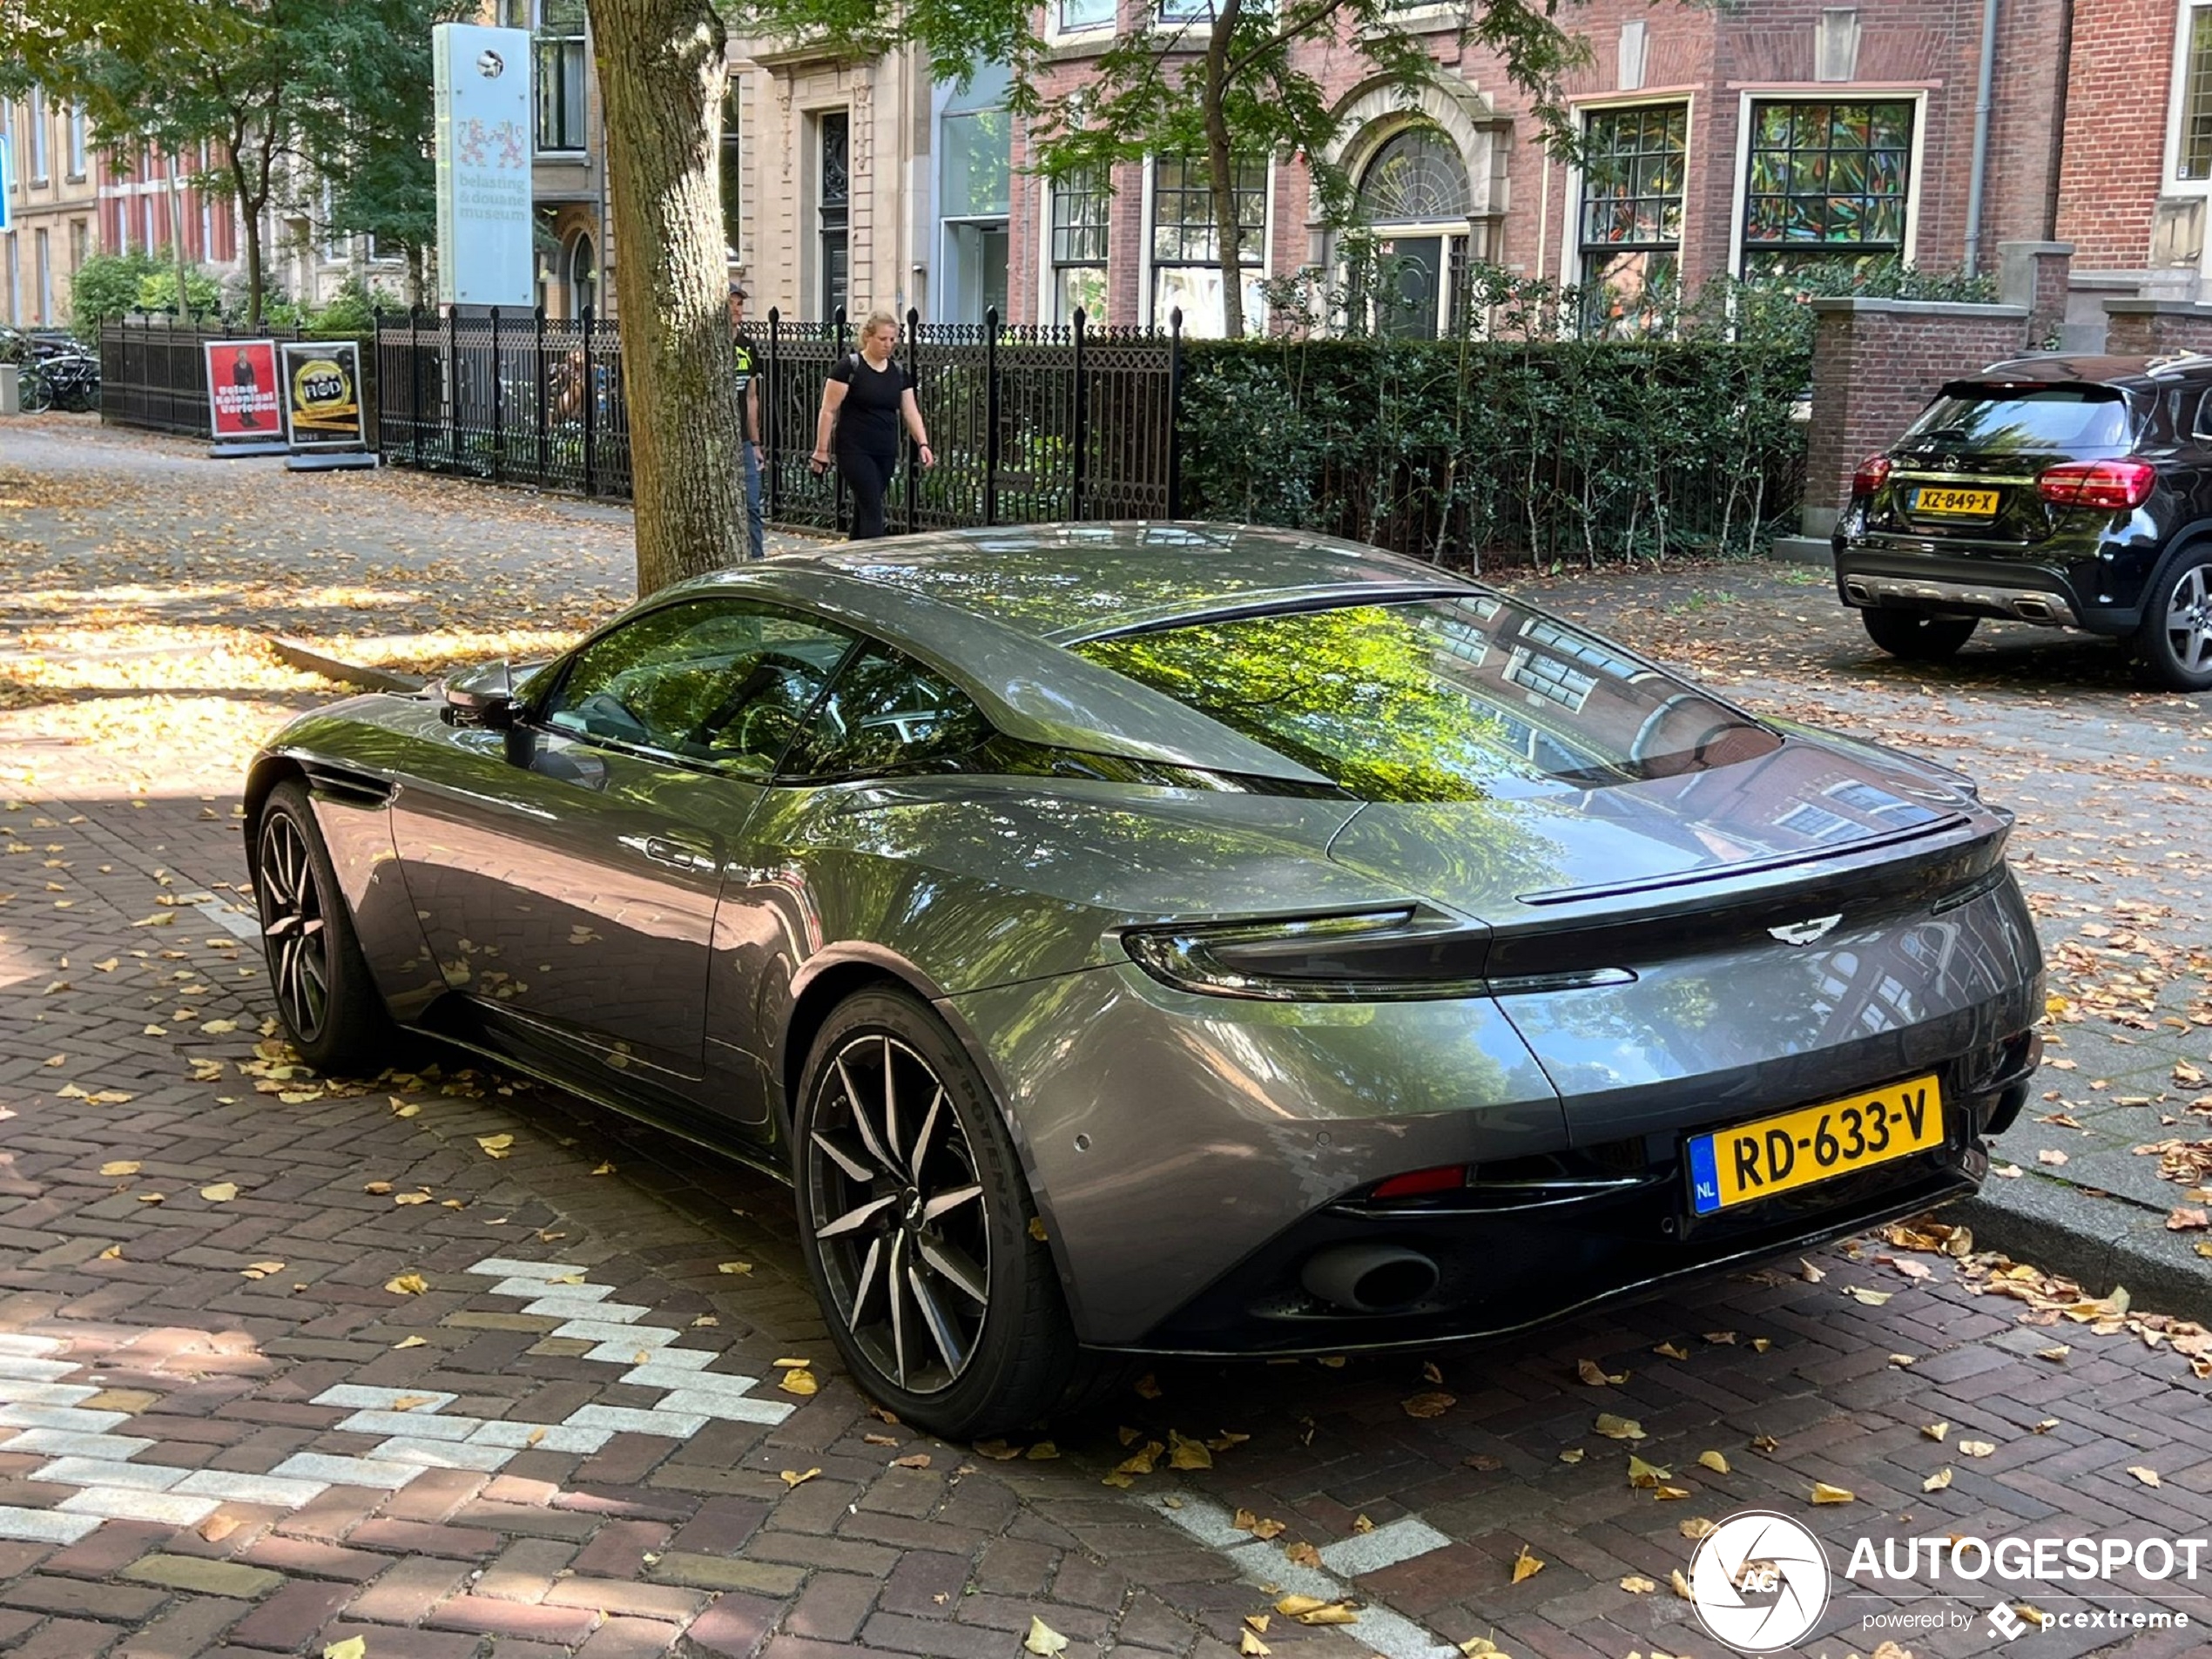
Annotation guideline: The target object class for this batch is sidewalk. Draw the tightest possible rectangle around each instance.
[2,415,2210,1659]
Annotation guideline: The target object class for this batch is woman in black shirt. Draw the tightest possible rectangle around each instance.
[810,309,935,539]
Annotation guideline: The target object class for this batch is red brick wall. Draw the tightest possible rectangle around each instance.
[2054,0,2175,268]
[2103,302,2212,354]
[1007,0,2071,326]
[1804,300,2032,520]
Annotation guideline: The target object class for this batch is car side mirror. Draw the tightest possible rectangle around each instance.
[440,661,519,730]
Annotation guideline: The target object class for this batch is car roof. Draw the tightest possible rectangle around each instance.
[673,523,1455,643]
[646,523,1474,786]
[1967,353,2212,389]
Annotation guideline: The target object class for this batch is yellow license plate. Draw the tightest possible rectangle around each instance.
[1912,486,1999,516]
[1688,1075,1944,1216]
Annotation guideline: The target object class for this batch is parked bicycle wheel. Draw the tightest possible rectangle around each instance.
[17,369,52,415]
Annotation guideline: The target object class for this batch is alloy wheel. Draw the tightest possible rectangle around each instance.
[2164,563,2212,677]
[804,1034,990,1394]
[257,811,332,1042]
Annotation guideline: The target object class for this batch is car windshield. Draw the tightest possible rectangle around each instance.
[1070,597,1781,802]
[1900,385,2134,455]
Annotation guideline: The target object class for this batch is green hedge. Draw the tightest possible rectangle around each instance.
[1177,260,1995,569]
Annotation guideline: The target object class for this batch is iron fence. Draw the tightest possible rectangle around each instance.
[372,306,1183,533]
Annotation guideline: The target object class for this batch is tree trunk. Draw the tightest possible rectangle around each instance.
[587,0,747,594]
[226,148,266,329]
[1204,0,1244,338]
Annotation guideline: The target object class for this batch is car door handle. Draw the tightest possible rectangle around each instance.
[643,834,717,873]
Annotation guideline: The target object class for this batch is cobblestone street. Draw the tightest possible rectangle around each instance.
[3,417,2211,1659]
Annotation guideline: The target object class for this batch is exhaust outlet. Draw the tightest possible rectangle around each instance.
[1844,579,1873,605]
[1301,1244,1440,1313]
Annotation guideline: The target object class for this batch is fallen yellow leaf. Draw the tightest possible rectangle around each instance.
[200,1182,239,1203]
[1023,1616,1070,1656]
[1653,1341,1689,1360]
[1697,1450,1730,1475]
[384,1272,429,1295]
[1844,1286,1892,1305]
[98,1160,140,1177]
[1620,1575,1657,1594]
[1510,1544,1544,1583]
[1594,1413,1645,1441]
[779,1467,821,1487]
[1924,1467,1953,1492]
[2128,1466,2161,1487]
[1811,1482,1856,1504]
[1239,1630,1270,1657]
[779,1368,819,1397]
[393,1335,428,1349]
[324,1639,366,1659]
[1627,1454,1671,1489]
[1959,1440,1996,1458]
[717,1261,753,1275]
[1923,1421,1949,1441]
[475,1133,514,1158]
[1402,1391,1454,1419]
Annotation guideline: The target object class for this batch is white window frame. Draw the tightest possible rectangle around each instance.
[1724,85,1928,280]
[66,103,86,179]
[1037,169,1113,326]
[1044,0,1118,44]
[1558,91,1696,293]
[1139,152,1272,334]
[26,89,47,182]
[2165,0,2210,190]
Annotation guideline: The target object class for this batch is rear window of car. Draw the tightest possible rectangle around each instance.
[1900,385,2134,454]
[1069,597,1780,803]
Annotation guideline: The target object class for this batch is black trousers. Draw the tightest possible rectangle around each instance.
[840,448,899,540]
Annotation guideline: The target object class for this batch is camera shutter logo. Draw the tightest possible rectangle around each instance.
[1687,1510,1831,1652]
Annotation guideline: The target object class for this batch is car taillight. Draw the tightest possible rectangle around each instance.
[1851,454,1892,496]
[2036,458,2156,510]
[1371,1165,1467,1199]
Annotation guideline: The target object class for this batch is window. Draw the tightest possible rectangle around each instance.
[1150,154,1266,335]
[784,648,989,779]
[940,64,1012,324]
[540,601,855,775]
[567,231,596,316]
[1059,0,1116,27]
[33,228,50,324]
[1741,99,1912,276]
[66,103,85,178]
[720,78,743,263]
[2183,6,2212,179]
[536,0,589,153]
[819,110,850,320]
[1050,168,1109,324]
[68,219,85,274]
[27,89,47,181]
[1578,104,1686,336]
[1072,597,1777,800]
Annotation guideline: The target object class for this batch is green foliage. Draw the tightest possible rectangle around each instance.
[67,251,163,337]
[1176,259,1898,570]
[309,278,386,337]
[137,264,224,319]
[4,0,458,325]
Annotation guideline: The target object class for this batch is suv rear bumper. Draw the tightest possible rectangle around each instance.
[1833,546,2141,635]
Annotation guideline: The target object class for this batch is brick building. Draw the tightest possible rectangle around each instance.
[1000,0,2081,334]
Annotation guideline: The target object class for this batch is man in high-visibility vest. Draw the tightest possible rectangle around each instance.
[728,280,765,560]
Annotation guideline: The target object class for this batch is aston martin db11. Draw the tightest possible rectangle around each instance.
[245,524,2043,1434]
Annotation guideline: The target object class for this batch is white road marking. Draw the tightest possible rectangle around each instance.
[1142,1491,1460,1659]
[1318,1515,1455,1578]
[194,895,263,941]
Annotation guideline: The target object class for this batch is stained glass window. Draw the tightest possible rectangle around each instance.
[2182,7,2212,179]
[1741,100,1914,276]
[1577,104,1686,335]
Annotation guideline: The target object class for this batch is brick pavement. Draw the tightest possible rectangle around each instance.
[0,419,2210,1658]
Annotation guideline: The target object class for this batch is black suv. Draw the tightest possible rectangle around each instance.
[1832,354,2212,691]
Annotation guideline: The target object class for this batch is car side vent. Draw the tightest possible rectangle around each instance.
[301,764,395,810]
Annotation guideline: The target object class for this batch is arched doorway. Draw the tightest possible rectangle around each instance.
[566,232,597,318]
[1354,125,1474,338]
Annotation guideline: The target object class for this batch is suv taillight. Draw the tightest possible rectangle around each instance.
[2036,458,2157,510]
[1851,454,1892,496]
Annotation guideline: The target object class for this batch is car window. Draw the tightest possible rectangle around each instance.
[538,599,854,775]
[1899,385,2133,455]
[781,645,991,779]
[1071,597,1780,802]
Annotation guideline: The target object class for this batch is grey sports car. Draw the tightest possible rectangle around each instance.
[245,524,2043,1436]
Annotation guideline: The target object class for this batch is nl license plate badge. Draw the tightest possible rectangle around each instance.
[1687,1075,1944,1217]
[1912,486,1999,517]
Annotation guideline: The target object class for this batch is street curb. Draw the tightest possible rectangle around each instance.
[270,635,426,694]
[1947,1190,2212,1325]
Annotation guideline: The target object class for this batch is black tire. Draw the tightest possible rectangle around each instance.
[252,780,395,1072]
[1861,606,1978,662]
[18,372,51,415]
[792,987,1079,1438]
[2133,549,2212,691]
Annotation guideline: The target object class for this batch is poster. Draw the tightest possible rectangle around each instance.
[204,340,283,441]
[434,23,534,308]
[280,340,365,447]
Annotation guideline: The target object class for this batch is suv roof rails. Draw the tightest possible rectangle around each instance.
[2145,351,2212,376]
